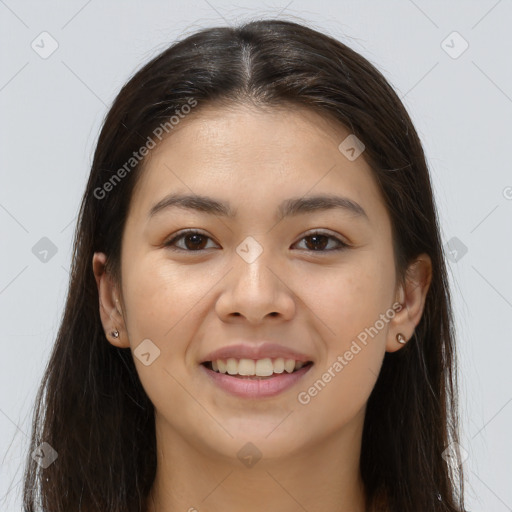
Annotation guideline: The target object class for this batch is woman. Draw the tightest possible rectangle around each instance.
[22,19,466,512]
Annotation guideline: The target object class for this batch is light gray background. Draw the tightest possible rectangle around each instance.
[1,1,511,510]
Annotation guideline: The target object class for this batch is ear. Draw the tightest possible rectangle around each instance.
[92,252,130,348]
[386,253,432,353]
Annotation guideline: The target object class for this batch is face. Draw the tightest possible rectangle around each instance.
[95,103,426,464]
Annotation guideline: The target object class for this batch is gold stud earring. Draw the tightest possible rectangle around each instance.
[396,333,407,344]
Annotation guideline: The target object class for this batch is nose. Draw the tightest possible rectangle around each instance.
[214,245,296,325]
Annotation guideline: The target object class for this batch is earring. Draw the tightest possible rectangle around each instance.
[396,333,406,344]
[110,329,120,339]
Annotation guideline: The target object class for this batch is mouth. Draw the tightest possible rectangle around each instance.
[201,358,314,378]
[199,358,314,398]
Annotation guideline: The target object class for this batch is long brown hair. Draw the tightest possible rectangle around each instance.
[20,19,466,512]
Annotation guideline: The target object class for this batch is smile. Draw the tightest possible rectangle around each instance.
[200,358,314,398]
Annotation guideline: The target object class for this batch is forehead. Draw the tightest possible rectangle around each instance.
[149,102,354,164]
[127,103,388,228]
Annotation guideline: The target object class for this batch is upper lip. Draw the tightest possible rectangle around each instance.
[200,343,314,363]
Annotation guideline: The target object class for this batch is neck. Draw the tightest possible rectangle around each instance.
[146,407,367,512]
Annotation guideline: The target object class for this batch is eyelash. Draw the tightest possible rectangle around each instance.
[163,229,349,253]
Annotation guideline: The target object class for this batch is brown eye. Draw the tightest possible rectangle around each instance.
[164,230,218,251]
[164,229,348,253]
[303,234,330,251]
[294,231,348,252]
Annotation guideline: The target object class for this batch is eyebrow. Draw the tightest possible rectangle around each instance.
[148,193,369,222]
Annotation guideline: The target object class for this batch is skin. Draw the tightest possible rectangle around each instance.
[93,103,432,512]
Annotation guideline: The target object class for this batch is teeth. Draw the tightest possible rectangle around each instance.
[238,358,256,375]
[273,358,285,373]
[255,358,274,376]
[226,358,238,375]
[208,357,308,376]
[217,359,227,373]
[284,359,295,373]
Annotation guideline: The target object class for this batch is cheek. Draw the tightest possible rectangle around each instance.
[120,252,225,404]
[305,257,393,341]
[296,258,393,417]
[296,289,389,441]
[121,250,215,338]
[119,255,212,415]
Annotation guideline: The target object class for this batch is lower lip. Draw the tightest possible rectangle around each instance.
[199,363,314,398]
